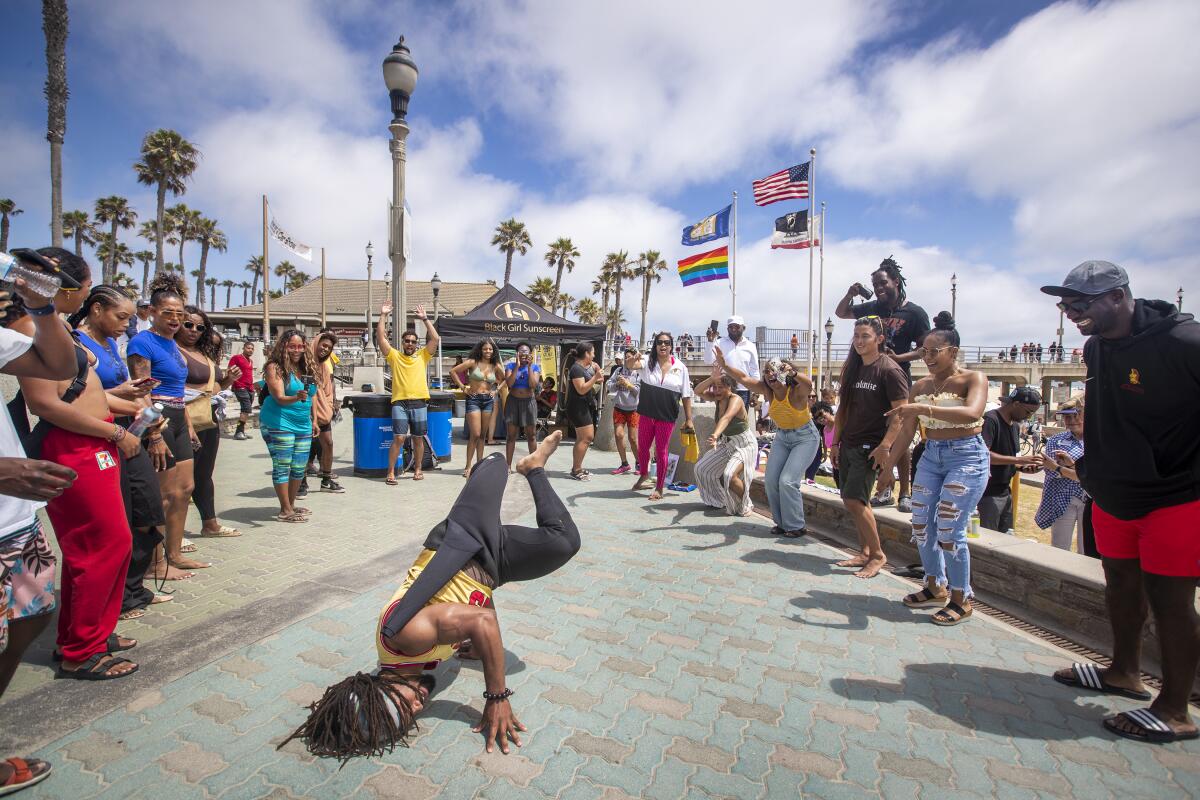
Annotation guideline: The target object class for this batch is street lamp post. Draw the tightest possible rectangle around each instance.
[364,242,376,363]
[824,318,834,390]
[431,272,443,387]
[950,273,957,318]
[1057,308,1064,356]
[383,36,418,351]
[1178,286,1185,312]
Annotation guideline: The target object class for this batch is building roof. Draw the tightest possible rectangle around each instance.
[215,277,498,319]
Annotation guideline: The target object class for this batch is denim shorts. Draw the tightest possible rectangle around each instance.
[465,393,495,414]
[391,400,428,436]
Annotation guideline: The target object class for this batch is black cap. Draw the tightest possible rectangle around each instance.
[1004,386,1042,405]
[1039,260,1129,297]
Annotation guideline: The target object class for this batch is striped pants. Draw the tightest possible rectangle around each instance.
[262,428,312,485]
[695,430,758,516]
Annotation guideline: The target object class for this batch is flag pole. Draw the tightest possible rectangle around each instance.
[320,246,327,329]
[816,201,826,390]
[806,148,816,376]
[262,195,270,345]
[730,190,738,315]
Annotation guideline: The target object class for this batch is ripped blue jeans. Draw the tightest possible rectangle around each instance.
[910,435,990,597]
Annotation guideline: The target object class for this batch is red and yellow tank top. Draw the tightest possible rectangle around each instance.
[375,548,494,671]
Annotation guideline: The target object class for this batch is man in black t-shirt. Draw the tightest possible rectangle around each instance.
[978,387,1042,532]
[835,256,931,513]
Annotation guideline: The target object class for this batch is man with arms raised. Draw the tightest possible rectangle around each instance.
[378,303,438,484]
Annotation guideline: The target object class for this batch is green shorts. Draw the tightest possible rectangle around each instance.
[839,444,880,505]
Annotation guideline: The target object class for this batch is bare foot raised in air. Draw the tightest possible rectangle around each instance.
[854,556,887,579]
[516,431,562,475]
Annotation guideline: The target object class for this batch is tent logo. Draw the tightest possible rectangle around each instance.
[494,301,541,322]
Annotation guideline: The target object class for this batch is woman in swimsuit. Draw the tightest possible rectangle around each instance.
[451,338,504,478]
[874,312,989,626]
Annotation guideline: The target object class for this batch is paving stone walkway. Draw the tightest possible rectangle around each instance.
[3,428,1198,799]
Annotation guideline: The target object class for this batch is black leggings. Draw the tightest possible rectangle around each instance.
[191,420,220,520]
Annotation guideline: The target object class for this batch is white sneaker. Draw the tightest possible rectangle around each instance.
[870,488,894,507]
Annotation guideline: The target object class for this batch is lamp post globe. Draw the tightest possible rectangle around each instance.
[430,272,443,386]
[950,273,958,318]
[823,317,834,389]
[383,36,418,349]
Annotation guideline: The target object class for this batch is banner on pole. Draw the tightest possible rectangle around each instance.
[770,211,821,250]
[268,215,313,262]
[681,204,731,246]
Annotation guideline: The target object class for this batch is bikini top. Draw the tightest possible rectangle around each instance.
[468,365,496,384]
[912,392,982,430]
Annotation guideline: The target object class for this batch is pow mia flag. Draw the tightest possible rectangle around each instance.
[774,210,808,234]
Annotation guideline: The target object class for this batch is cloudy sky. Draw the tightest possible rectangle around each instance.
[0,0,1195,348]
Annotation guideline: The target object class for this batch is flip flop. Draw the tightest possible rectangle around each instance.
[274,513,308,523]
[55,653,139,681]
[1053,663,1153,701]
[385,476,398,485]
[118,609,145,621]
[199,526,242,538]
[1104,708,1200,744]
[180,538,198,553]
[0,757,52,796]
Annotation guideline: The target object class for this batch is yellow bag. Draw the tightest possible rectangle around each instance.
[681,431,700,463]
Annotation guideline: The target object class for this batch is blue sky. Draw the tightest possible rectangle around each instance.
[1,0,1195,348]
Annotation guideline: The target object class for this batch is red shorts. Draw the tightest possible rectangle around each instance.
[1093,498,1200,577]
[612,408,639,428]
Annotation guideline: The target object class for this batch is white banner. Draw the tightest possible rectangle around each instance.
[269,216,313,262]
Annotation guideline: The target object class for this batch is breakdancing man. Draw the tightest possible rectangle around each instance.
[282,432,579,760]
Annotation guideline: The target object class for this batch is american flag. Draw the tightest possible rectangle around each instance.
[752,162,810,206]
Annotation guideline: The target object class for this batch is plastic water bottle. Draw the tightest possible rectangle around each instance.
[968,512,981,538]
[127,403,164,437]
[0,251,62,298]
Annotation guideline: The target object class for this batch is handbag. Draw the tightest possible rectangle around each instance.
[185,355,217,432]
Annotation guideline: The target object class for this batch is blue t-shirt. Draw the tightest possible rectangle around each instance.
[259,371,313,434]
[76,331,129,390]
[127,330,188,398]
[505,360,541,390]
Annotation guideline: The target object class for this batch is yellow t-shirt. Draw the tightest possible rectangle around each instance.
[386,347,433,402]
[376,548,493,671]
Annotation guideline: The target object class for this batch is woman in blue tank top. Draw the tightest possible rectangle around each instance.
[261,329,317,522]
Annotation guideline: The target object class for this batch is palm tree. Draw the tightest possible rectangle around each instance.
[206,277,218,310]
[526,276,556,309]
[591,271,615,319]
[112,272,139,298]
[0,199,23,252]
[62,210,95,257]
[133,248,154,298]
[239,280,252,306]
[274,260,296,294]
[133,129,200,275]
[43,0,68,247]
[220,279,236,309]
[634,250,668,348]
[288,270,310,292]
[193,217,226,304]
[602,251,635,339]
[556,292,576,319]
[604,307,627,339]
[245,256,264,302]
[165,204,201,274]
[96,235,134,281]
[93,196,137,283]
[575,297,601,324]
[544,237,580,300]
[491,218,532,286]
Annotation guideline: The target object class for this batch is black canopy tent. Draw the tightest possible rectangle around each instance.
[437,283,605,349]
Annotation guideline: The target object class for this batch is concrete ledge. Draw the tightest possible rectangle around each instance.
[749,477,1199,684]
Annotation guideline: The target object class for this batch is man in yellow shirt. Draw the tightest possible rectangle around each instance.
[377,302,439,483]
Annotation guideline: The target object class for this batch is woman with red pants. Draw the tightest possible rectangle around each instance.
[632,332,694,500]
[13,250,141,679]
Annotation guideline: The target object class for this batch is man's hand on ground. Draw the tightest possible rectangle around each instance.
[474,698,526,754]
[0,457,77,500]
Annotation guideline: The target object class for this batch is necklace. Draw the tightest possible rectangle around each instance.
[929,368,959,396]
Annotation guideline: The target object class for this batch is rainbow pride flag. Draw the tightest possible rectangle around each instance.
[677,245,730,287]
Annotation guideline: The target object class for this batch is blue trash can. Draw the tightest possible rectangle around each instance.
[427,390,453,461]
[344,393,396,476]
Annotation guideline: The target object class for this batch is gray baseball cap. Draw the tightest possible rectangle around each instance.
[1039,260,1129,297]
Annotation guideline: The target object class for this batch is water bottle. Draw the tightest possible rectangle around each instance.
[127,403,164,437]
[968,512,981,538]
[0,251,62,298]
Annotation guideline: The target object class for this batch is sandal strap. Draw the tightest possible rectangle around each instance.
[1123,708,1173,733]
[3,758,32,783]
[935,601,968,620]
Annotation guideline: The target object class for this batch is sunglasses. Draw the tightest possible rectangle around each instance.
[182,321,207,331]
[1055,295,1104,314]
[655,340,672,346]
[916,345,953,358]
[402,338,419,345]
[157,310,185,320]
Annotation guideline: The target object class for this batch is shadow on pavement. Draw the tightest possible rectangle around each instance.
[742,547,835,575]
[788,590,920,629]
[830,663,1110,739]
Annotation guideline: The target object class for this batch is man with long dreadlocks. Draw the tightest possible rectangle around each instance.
[281,431,579,760]
[836,256,931,513]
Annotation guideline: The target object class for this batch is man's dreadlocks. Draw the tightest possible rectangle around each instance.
[278,671,431,764]
[872,255,907,305]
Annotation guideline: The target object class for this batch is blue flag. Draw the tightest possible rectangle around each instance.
[681,204,731,246]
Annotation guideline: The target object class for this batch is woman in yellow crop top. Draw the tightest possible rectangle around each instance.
[714,347,819,538]
[875,312,989,626]
[282,433,580,761]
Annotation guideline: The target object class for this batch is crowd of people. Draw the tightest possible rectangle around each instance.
[1001,341,1077,363]
[0,247,1196,790]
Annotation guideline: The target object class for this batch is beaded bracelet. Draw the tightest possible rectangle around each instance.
[108,425,126,443]
[25,303,56,317]
[482,688,513,702]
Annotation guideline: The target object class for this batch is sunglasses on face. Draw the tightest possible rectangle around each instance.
[157,310,185,320]
[655,340,672,346]
[1056,295,1103,314]
[182,321,206,331]
[917,345,953,358]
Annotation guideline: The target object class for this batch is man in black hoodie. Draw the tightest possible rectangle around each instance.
[1040,260,1199,744]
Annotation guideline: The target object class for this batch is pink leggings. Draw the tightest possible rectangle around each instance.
[636,416,676,491]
